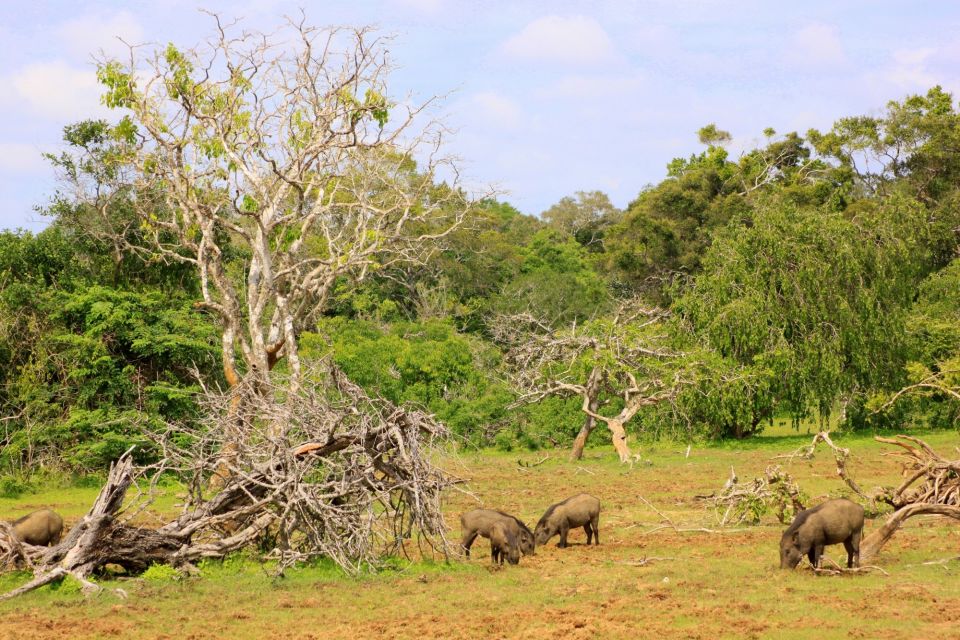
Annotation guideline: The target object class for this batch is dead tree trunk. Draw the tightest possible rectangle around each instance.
[861,504,960,563]
[570,368,602,461]
[857,435,960,562]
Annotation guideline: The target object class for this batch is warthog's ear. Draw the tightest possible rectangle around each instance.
[791,531,800,545]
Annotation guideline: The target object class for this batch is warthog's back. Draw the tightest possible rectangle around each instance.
[542,493,600,527]
[807,499,864,542]
[12,509,64,546]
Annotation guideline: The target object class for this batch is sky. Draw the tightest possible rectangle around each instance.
[1,0,959,231]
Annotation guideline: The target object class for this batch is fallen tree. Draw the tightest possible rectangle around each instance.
[0,365,454,600]
[860,435,960,562]
[709,431,960,564]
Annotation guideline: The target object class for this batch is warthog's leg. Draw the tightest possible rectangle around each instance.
[845,530,862,568]
[591,514,599,545]
[461,530,478,557]
[558,522,570,548]
[812,544,825,569]
[584,522,593,545]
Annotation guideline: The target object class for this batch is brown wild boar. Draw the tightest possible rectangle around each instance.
[780,498,864,569]
[535,493,600,548]
[460,509,531,562]
[12,509,64,546]
[489,521,520,566]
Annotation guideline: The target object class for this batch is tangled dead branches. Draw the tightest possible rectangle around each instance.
[697,465,805,525]
[872,435,960,509]
[860,435,960,562]
[702,431,960,564]
[0,364,455,600]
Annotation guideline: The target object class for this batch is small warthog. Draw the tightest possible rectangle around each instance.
[12,509,64,547]
[534,493,600,548]
[489,521,520,566]
[460,509,532,563]
[780,498,864,570]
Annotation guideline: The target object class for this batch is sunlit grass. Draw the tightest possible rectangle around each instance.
[0,429,958,639]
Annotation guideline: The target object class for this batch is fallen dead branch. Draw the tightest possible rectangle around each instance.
[516,456,549,471]
[860,435,960,562]
[810,556,889,576]
[773,431,871,505]
[618,556,677,567]
[637,495,750,535]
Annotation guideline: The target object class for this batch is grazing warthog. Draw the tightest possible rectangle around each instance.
[489,521,520,566]
[12,509,64,546]
[460,509,531,562]
[780,498,864,570]
[535,493,600,548]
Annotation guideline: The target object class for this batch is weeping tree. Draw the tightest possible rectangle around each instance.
[673,196,931,426]
[493,301,687,462]
[0,15,476,594]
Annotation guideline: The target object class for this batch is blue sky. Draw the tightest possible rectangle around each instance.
[1,0,959,230]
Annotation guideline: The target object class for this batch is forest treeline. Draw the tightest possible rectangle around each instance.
[1,86,958,474]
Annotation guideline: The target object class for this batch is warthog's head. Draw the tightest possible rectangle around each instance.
[779,531,802,569]
[506,537,520,565]
[518,529,535,556]
[534,521,555,546]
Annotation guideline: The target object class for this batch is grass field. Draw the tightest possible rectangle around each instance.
[1,429,958,639]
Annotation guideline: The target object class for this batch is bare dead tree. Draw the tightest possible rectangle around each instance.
[0,363,454,600]
[57,14,476,471]
[493,301,686,463]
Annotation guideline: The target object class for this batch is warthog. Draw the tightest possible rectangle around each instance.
[489,521,520,566]
[460,509,532,562]
[12,509,64,546]
[780,498,864,570]
[534,493,600,548]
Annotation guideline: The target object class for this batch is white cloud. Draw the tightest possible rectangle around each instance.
[788,23,847,69]
[0,143,48,174]
[468,91,523,129]
[389,0,444,14]
[56,11,145,60]
[543,73,645,100]
[499,15,616,66]
[8,61,109,122]
[879,48,940,92]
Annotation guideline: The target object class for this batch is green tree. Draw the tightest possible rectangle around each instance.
[541,190,622,250]
[673,196,930,427]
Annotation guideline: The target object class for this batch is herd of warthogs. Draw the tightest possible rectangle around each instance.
[461,493,603,565]
[462,493,865,571]
[4,496,864,571]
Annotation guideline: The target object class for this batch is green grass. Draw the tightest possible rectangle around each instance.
[1,429,958,639]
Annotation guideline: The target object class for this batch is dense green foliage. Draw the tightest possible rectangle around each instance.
[1,86,958,473]
[0,222,219,473]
